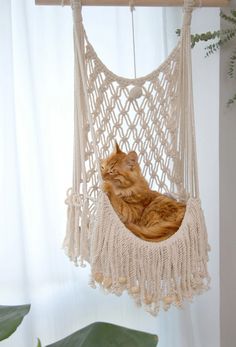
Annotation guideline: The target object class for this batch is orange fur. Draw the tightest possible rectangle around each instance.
[101,143,186,242]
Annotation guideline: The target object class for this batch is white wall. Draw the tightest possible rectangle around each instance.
[191,8,220,347]
[220,5,236,347]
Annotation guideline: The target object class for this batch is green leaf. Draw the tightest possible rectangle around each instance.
[0,304,30,341]
[175,29,181,36]
[220,10,236,25]
[46,322,158,347]
[228,49,236,78]
[231,10,236,18]
[227,93,236,107]
[37,338,43,347]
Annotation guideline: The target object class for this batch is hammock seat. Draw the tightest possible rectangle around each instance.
[63,0,210,315]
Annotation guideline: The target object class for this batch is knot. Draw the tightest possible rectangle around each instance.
[107,133,115,141]
[129,0,135,12]
[112,93,119,102]
[113,121,122,129]
[183,0,194,26]
[162,166,168,174]
[87,85,93,94]
[150,171,157,179]
[96,127,104,137]
[155,153,162,162]
[87,168,96,180]
[102,114,110,124]
[72,0,83,24]
[102,143,110,151]
[128,124,136,131]
[141,121,148,130]
[140,148,145,156]
[184,0,195,10]
[71,0,82,9]
[166,119,177,132]
[85,149,94,160]
[134,137,142,145]
[85,47,93,59]
[65,189,83,207]
[106,105,114,112]
[96,95,103,104]
[149,104,155,112]
[150,144,156,152]
[145,159,152,167]
[145,91,152,100]
[128,86,143,101]
[99,82,108,93]
[121,136,129,144]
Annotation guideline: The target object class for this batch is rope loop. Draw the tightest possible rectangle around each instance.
[129,0,135,12]
[184,0,196,10]
[184,0,195,10]
[129,0,137,78]
[71,1,83,27]
[182,0,195,27]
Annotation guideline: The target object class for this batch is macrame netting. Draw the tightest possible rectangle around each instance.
[63,0,210,315]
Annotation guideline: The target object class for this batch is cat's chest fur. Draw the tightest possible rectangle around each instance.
[117,187,157,207]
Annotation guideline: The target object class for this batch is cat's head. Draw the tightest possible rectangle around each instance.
[101,142,140,188]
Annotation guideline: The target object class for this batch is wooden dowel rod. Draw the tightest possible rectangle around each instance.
[35,0,229,7]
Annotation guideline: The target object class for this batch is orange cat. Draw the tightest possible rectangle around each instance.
[101,143,186,242]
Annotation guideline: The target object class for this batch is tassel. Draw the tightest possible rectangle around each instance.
[89,193,210,316]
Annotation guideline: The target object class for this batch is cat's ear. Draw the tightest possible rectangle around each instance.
[114,141,122,154]
[100,159,105,171]
[126,151,138,169]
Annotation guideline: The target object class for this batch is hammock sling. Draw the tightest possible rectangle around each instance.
[63,0,210,315]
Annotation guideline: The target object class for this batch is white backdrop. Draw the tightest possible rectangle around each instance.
[0,1,219,346]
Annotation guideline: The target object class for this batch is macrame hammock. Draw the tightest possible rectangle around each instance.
[63,0,210,315]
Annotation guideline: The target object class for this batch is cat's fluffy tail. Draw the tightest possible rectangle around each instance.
[126,217,184,242]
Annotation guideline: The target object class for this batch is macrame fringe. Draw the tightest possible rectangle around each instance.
[63,189,89,266]
[88,192,210,316]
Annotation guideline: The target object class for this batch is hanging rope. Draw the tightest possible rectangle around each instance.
[129,0,137,78]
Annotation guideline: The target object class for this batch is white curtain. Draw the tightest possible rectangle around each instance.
[0,1,219,347]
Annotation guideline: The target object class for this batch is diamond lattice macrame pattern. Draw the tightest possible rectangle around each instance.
[83,40,185,214]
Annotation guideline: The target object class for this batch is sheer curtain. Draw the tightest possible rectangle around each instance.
[0,1,219,347]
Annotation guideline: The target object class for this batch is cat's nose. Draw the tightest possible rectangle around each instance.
[102,171,110,178]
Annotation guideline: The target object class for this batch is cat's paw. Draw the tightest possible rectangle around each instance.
[102,181,113,196]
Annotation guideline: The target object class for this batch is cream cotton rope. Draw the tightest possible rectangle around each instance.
[63,0,210,315]
[129,0,137,78]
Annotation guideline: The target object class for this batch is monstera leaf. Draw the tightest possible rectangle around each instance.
[46,322,158,347]
[0,304,30,341]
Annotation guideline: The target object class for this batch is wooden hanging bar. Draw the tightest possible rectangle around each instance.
[35,0,229,7]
